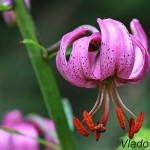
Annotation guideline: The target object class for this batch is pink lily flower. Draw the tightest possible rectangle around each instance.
[0,110,59,150]
[56,18,149,140]
[1,0,31,25]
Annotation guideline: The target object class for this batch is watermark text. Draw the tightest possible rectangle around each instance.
[121,139,149,148]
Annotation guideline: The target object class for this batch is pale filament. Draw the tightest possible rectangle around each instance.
[108,83,130,122]
[89,84,104,117]
[114,88,137,119]
[108,83,119,107]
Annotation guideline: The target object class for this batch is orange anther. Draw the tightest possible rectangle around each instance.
[83,111,95,132]
[73,117,89,137]
[128,118,135,139]
[134,112,144,133]
[116,107,125,130]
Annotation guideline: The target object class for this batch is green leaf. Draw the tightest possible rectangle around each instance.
[62,98,74,131]
[0,127,61,150]
[0,3,11,11]
[21,39,48,57]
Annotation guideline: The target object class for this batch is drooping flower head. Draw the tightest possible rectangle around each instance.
[0,110,59,150]
[0,0,31,25]
[56,18,149,140]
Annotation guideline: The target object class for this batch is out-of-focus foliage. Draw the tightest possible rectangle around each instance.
[0,3,11,11]
[62,98,74,131]
[0,0,150,149]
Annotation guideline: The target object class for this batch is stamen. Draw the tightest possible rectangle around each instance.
[89,85,104,117]
[114,88,136,119]
[116,107,125,130]
[73,117,89,137]
[128,118,135,139]
[83,111,95,132]
[134,112,144,133]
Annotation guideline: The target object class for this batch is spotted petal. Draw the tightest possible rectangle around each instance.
[56,28,87,81]
[124,35,149,83]
[125,19,150,82]
[97,18,135,80]
[117,20,149,83]
[67,32,101,87]
[56,28,101,87]
[56,18,149,87]
[130,19,148,50]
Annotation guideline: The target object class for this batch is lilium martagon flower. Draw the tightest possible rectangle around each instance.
[56,18,150,141]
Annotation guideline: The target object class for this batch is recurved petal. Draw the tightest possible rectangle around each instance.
[26,114,59,150]
[44,119,59,150]
[43,119,59,150]
[2,110,23,127]
[0,130,11,150]
[130,19,148,50]
[66,32,101,87]
[78,32,101,79]
[97,18,135,80]
[56,27,100,87]
[11,123,39,150]
[56,28,87,81]
[124,35,149,83]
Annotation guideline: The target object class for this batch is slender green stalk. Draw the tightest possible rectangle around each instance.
[14,0,77,150]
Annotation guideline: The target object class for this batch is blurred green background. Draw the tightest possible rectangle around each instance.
[0,0,150,149]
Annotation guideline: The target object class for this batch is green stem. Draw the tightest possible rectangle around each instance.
[14,0,77,150]
[47,40,60,56]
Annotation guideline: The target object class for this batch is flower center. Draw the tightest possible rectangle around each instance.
[88,40,100,52]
